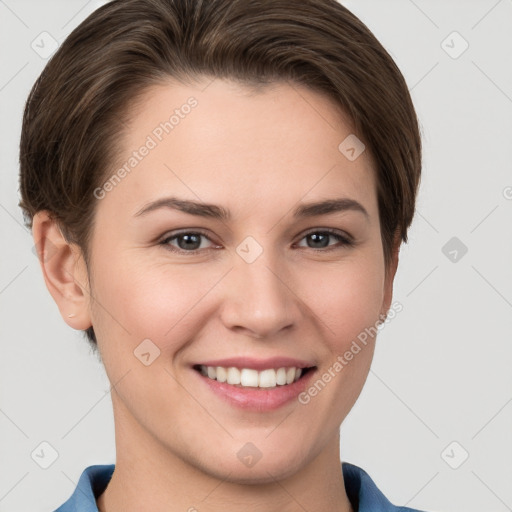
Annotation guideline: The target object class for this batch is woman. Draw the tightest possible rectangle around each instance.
[19,0,425,510]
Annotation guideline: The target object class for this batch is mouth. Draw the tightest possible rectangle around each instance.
[192,363,318,411]
[192,364,317,389]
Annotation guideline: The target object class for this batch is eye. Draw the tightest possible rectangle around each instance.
[295,229,354,251]
[159,231,219,254]
[159,228,354,255]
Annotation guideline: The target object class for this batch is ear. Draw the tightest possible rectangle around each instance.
[380,230,401,320]
[32,211,92,331]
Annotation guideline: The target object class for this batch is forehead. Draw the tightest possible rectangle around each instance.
[99,78,377,220]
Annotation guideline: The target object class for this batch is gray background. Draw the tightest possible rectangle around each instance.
[1,1,511,511]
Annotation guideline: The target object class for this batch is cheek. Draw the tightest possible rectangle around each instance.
[90,241,386,364]
[89,255,223,352]
[305,255,385,348]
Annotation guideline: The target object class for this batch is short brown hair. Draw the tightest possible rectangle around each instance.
[19,0,422,348]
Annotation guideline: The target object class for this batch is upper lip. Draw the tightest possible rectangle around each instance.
[194,357,317,371]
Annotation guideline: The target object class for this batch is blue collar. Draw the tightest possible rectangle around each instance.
[54,462,425,511]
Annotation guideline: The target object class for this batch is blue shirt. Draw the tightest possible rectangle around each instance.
[54,462,427,511]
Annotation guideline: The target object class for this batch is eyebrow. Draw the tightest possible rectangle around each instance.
[134,196,369,220]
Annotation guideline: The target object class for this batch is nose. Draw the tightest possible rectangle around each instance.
[219,250,301,339]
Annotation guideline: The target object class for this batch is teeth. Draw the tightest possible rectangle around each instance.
[227,367,241,385]
[198,365,307,388]
[216,366,227,383]
[286,367,296,384]
[276,367,287,385]
[258,369,276,388]
[241,368,258,387]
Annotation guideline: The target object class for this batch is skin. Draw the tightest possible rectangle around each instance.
[33,78,399,512]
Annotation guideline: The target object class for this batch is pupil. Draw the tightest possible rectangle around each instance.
[179,234,201,250]
[309,233,329,248]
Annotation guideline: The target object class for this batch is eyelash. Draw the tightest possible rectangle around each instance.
[158,229,354,255]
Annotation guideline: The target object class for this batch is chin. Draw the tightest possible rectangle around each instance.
[197,445,306,484]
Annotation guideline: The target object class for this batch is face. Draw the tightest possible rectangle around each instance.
[83,78,396,482]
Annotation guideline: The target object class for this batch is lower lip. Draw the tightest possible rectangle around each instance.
[193,368,317,411]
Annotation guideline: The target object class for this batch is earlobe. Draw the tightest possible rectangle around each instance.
[32,211,92,331]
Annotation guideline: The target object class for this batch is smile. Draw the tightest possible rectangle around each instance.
[194,364,316,388]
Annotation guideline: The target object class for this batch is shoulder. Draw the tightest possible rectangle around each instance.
[53,464,115,512]
[342,462,430,512]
